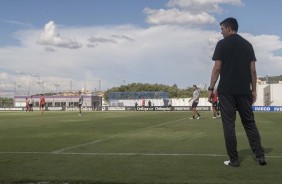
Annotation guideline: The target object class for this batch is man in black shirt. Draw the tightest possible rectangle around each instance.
[208,17,266,167]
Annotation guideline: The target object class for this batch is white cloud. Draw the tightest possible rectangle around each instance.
[1,21,282,95]
[86,43,98,48]
[86,34,134,48]
[144,0,243,26]
[167,0,243,12]
[2,0,282,99]
[88,36,117,44]
[245,34,282,75]
[111,35,135,42]
[45,47,56,52]
[144,8,216,25]
[37,21,83,49]
[3,20,34,28]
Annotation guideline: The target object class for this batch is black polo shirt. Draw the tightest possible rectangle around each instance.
[212,34,256,95]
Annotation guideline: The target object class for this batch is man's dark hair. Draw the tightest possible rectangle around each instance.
[220,17,238,32]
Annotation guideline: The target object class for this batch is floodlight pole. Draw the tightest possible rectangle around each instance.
[55,84,60,94]
[99,80,101,91]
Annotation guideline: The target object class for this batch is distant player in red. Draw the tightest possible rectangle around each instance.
[209,89,220,118]
[141,97,145,111]
[39,94,45,114]
[25,98,29,112]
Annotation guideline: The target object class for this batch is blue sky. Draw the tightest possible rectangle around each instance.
[1,0,282,94]
[0,0,168,45]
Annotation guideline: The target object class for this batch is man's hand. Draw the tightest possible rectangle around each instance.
[252,91,257,104]
[208,91,213,102]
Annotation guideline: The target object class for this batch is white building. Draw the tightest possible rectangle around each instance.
[255,80,282,106]
[14,91,102,109]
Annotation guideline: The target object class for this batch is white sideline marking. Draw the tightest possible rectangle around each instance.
[52,117,188,154]
[0,151,281,158]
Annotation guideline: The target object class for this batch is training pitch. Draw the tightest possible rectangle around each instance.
[0,111,281,184]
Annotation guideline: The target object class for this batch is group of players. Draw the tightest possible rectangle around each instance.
[132,84,220,119]
[25,94,46,114]
[25,91,84,115]
[24,88,219,118]
[188,85,220,120]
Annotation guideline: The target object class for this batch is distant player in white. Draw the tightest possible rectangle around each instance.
[189,85,201,119]
[168,99,172,111]
[78,91,84,115]
[28,96,34,112]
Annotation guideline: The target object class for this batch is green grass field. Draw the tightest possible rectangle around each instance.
[0,111,281,184]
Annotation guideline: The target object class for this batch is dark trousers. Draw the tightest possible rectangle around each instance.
[218,94,265,162]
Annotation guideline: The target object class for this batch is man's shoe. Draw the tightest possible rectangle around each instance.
[224,160,240,167]
[190,117,195,119]
[213,116,217,119]
[197,116,200,120]
[256,156,267,165]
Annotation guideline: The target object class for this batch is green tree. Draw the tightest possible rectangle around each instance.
[0,97,14,108]
[103,83,208,102]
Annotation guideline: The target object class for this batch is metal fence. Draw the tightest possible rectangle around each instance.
[109,91,169,100]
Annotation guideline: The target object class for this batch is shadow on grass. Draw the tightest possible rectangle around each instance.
[238,147,273,162]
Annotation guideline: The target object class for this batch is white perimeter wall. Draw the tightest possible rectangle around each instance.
[112,98,211,107]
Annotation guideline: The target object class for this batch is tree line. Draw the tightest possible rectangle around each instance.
[0,97,14,108]
[103,83,208,102]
